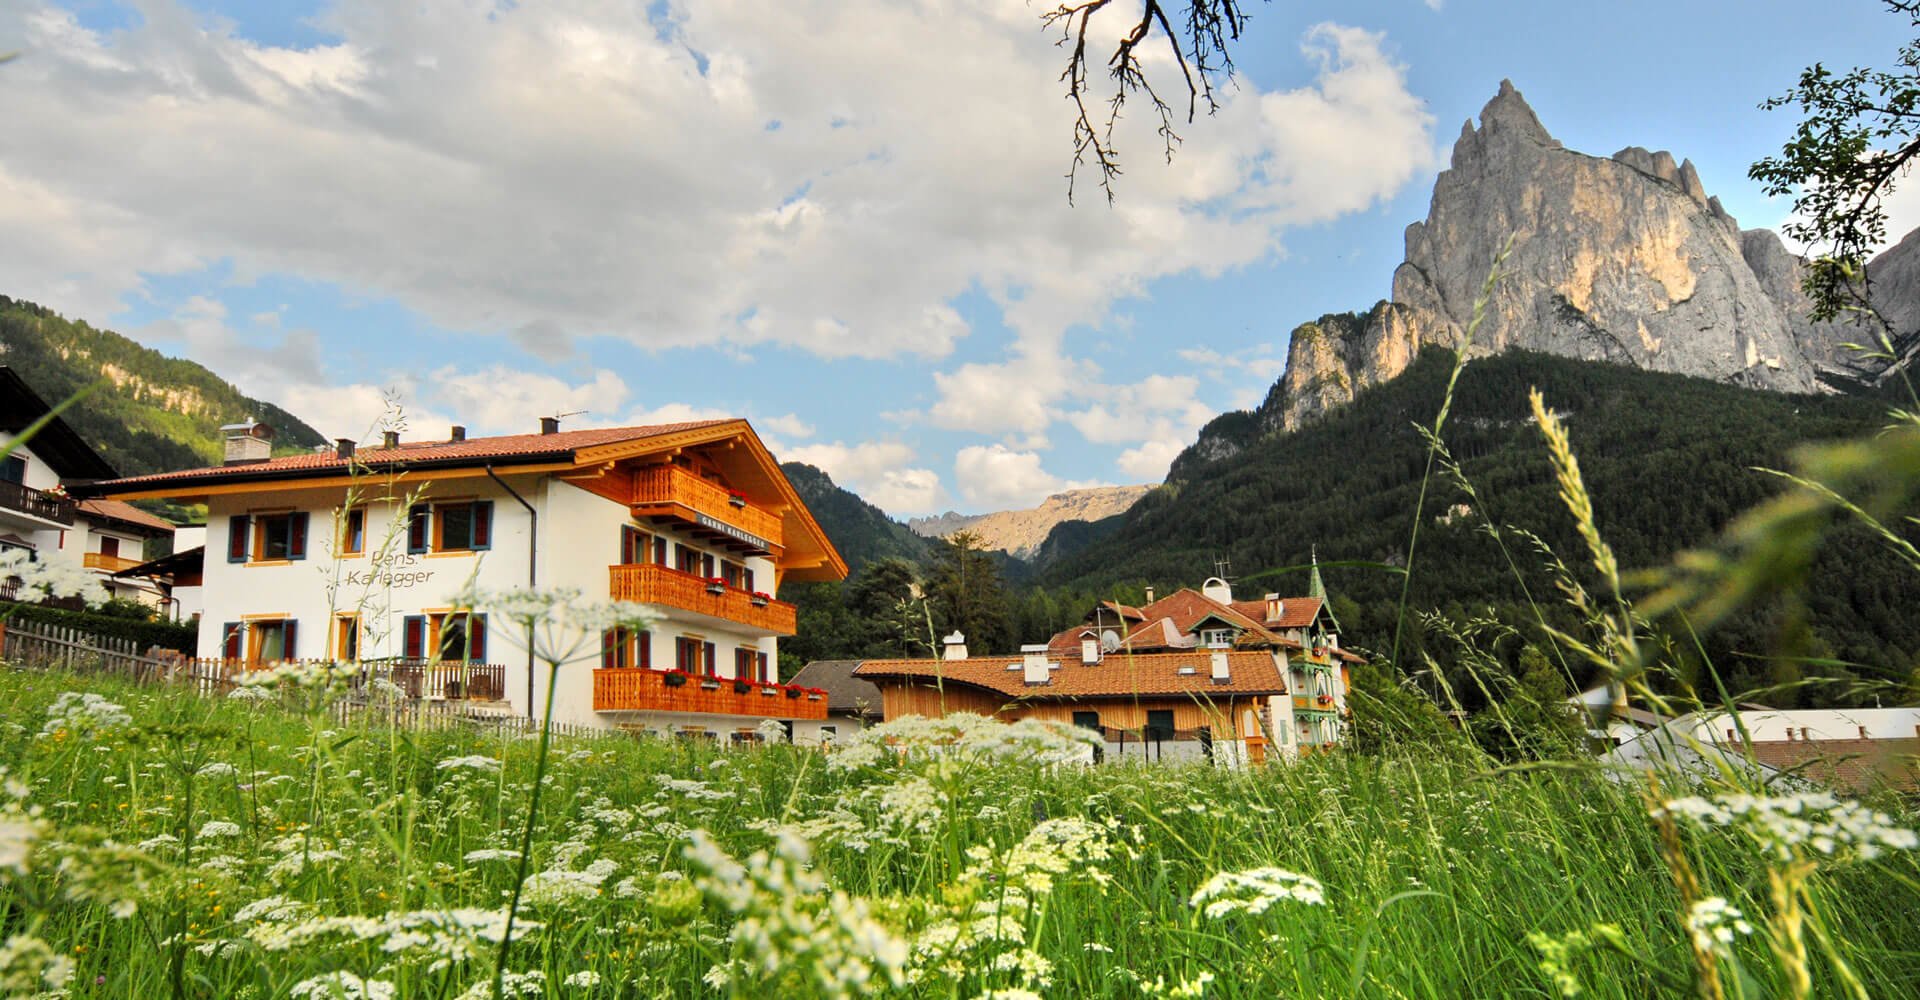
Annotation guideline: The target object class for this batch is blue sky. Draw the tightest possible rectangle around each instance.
[1,1,1901,514]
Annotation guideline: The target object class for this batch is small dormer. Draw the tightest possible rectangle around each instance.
[221,420,274,465]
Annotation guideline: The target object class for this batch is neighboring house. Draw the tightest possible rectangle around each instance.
[113,524,205,624]
[787,659,883,745]
[84,417,847,734]
[0,366,177,608]
[1593,696,1920,794]
[853,573,1362,763]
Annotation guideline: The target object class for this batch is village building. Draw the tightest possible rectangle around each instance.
[787,659,884,745]
[0,367,178,609]
[84,417,847,734]
[853,573,1362,762]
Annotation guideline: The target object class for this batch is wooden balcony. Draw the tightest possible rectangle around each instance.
[188,659,509,702]
[0,480,74,526]
[593,667,828,719]
[83,552,142,573]
[630,464,783,556]
[608,563,797,636]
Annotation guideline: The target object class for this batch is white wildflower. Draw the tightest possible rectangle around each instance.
[290,971,398,1000]
[197,820,242,839]
[1657,792,1920,862]
[1686,896,1754,957]
[463,849,522,864]
[197,762,239,778]
[0,934,73,994]
[0,548,107,605]
[562,970,602,989]
[436,755,503,773]
[1190,867,1326,918]
[755,718,789,744]
[40,691,132,736]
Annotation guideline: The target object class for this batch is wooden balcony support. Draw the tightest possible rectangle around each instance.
[83,552,143,573]
[608,563,797,636]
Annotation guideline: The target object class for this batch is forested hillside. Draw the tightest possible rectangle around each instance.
[1038,350,1913,706]
[0,295,325,477]
[779,462,932,573]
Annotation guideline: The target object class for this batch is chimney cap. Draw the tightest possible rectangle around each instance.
[219,419,274,440]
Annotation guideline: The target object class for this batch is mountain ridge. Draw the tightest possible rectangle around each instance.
[906,484,1155,560]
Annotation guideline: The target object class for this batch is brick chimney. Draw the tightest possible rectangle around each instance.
[450,425,466,442]
[942,631,968,661]
[1022,644,1050,686]
[540,416,560,435]
[334,438,355,460]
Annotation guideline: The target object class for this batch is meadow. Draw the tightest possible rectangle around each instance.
[2,665,1917,999]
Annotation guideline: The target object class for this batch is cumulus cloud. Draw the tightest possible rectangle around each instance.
[953,443,1103,509]
[782,439,946,515]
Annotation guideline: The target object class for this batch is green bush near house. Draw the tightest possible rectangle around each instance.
[0,600,196,653]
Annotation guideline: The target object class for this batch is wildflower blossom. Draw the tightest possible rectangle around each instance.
[0,934,73,994]
[521,858,618,909]
[562,970,602,989]
[197,762,239,778]
[1189,867,1326,918]
[436,756,503,774]
[463,849,522,864]
[1686,897,1754,957]
[198,820,242,839]
[1656,792,1920,861]
[289,971,398,1000]
[0,548,107,605]
[755,718,788,744]
[41,692,132,736]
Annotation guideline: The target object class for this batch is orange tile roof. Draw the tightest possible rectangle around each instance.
[84,421,732,490]
[854,650,1288,699]
[1229,596,1325,630]
[1745,738,1920,793]
[76,498,176,534]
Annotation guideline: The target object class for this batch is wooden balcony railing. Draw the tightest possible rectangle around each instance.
[83,552,142,573]
[593,667,828,719]
[608,563,798,635]
[181,658,511,702]
[0,480,75,526]
[630,465,783,554]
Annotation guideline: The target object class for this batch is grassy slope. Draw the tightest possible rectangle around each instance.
[0,295,327,477]
[4,667,1917,997]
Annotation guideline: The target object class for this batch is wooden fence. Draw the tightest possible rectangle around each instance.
[0,618,620,743]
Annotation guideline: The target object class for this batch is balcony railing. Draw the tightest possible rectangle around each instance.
[608,563,798,635]
[178,659,510,702]
[630,465,783,555]
[593,667,827,719]
[83,552,142,573]
[0,480,75,526]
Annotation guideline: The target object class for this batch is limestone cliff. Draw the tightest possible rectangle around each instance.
[1255,80,1887,436]
[908,485,1155,560]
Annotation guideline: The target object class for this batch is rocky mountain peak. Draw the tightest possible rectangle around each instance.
[1464,79,1559,153]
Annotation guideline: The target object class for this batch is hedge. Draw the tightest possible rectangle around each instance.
[0,601,197,653]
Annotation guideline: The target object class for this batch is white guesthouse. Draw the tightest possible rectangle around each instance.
[87,418,847,734]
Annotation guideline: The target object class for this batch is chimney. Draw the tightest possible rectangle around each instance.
[1265,593,1283,623]
[1210,645,1231,684]
[450,425,467,442]
[1202,577,1234,604]
[1143,586,1155,604]
[1021,644,1050,686]
[540,416,560,435]
[334,438,355,460]
[1080,634,1100,665]
[382,430,400,449]
[942,631,968,661]
[221,420,274,465]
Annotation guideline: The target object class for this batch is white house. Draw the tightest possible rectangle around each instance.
[87,417,847,734]
[0,366,177,608]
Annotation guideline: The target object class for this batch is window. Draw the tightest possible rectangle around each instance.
[675,636,715,675]
[1199,628,1235,648]
[620,526,652,564]
[674,544,698,574]
[99,537,119,559]
[722,560,745,588]
[402,612,489,663]
[1072,711,1102,731]
[339,509,366,555]
[601,628,651,669]
[0,455,24,484]
[334,614,361,661]
[406,502,492,554]
[733,647,769,681]
[227,512,309,563]
[1145,709,1174,742]
[246,619,298,664]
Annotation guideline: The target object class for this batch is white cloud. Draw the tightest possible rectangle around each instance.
[427,366,631,435]
[781,439,946,514]
[866,468,946,515]
[1179,346,1286,382]
[953,443,1101,509]
[1116,438,1188,480]
[757,413,815,440]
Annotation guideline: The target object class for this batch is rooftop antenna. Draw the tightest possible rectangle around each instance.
[1213,555,1232,581]
[552,409,586,422]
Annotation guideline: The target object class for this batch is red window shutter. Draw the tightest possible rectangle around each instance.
[472,502,492,550]
[222,622,243,660]
[757,652,769,683]
[703,641,716,676]
[702,554,716,579]
[281,619,298,660]
[744,568,756,593]
[227,515,250,563]
[403,616,425,659]
[407,506,429,553]
[654,537,667,565]
[288,512,309,560]
[468,614,487,662]
[601,629,619,669]
[637,631,650,669]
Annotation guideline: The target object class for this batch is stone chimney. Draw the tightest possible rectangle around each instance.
[1264,593,1283,623]
[1210,645,1231,684]
[1021,644,1050,686]
[540,416,560,435]
[334,438,355,460]
[1080,633,1100,665]
[382,430,400,449]
[221,420,274,465]
[942,631,968,661]
[450,425,466,442]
